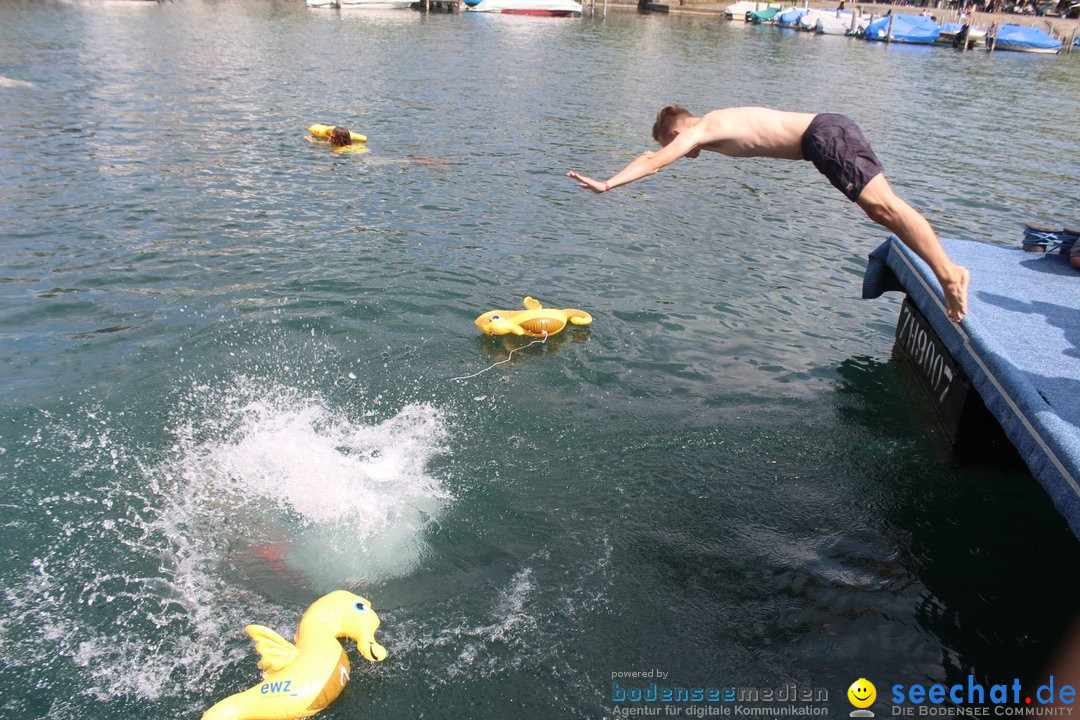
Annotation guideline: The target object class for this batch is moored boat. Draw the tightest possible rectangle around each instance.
[723,1,756,20]
[813,10,869,35]
[748,6,785,23]
[990,23,1063,53]
[797,8,842,30]
[466,0,582,15]
[864,13,941,43]
[775,7,804,26]
[307,0,416,7]
[937,21,987,47]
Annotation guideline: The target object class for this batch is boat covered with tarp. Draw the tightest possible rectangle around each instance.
[775,7,804,26]
[748,6,783,22]
[815,10,868,34]
[992,23,1062,53]
[864,13,941,43]
[797,8,838,30]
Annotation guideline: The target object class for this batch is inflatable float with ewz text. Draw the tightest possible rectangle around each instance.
[202,591,386,720]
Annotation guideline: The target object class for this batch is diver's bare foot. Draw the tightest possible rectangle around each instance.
[940,264,970,323]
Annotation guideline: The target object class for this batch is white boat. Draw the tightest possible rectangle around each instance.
[937,22,986,47]
[722,1,761,20]
[466,0,582,14]
[797,8,832,29]
[964,27,987,45]
[307,0,416,8]
[813,10,866,34]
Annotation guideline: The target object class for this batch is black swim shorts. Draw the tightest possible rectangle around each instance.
[801,113,884,202]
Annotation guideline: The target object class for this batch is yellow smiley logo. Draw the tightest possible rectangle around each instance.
[847,678,876,709]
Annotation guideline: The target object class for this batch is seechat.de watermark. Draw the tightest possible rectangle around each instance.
[842,676,1076,718]
[889,676,1075,716]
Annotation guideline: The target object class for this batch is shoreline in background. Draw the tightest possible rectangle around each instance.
[604,0,1080,39]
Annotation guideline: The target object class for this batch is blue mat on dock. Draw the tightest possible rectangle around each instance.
[863,236,1080,539]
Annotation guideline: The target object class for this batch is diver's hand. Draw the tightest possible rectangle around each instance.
[566,170,608,193]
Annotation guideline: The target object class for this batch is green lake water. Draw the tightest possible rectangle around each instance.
[1,2,1078,718]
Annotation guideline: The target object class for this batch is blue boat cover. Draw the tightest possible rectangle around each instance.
[865,13,941,43]
[777,8,804,25]
[864,236,1080,539]
[939,21,964,34]
[995,23,1063,50]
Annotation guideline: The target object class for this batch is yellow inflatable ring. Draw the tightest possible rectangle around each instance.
[308,123,367,144]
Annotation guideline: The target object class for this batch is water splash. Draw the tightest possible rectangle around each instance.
[172,378,452,588]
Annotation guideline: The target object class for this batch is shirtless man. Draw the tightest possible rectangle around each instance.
[567,106,970,323]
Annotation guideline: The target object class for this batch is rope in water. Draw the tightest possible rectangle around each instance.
[450,332,548,382]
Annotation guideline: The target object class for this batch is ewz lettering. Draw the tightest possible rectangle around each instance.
[260,680,293,695]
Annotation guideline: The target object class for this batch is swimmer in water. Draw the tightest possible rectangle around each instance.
[327,125,352,147]
[307,125,366,154]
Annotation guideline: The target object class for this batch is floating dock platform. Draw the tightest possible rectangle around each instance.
[863,236,1080,539]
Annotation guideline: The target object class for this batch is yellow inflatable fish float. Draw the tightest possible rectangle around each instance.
[474,296,592,337]
[308,123,367,144]
[202,591,386,720]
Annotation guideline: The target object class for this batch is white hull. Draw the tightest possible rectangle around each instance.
[993,43,1059,53]
[467,0,581,13]
[797,8,834,30]
[722,1,760,20]
[937,26,986,46]
[308,0,415,7]
[814,12,864,34]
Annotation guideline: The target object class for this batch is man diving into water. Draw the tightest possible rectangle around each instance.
[567,106,970,323]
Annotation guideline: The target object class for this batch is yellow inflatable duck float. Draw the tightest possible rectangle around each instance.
[202,591,386,720]
[474,296,592,337]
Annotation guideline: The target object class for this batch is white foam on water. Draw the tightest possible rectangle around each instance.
[0,75,35,89]
[380,537,616,691]
[176,378,452,586]
[451,567,537,674]
[1,378,452,712]
[384,564,558,688]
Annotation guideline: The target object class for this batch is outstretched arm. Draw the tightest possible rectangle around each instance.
[566,126,704,193]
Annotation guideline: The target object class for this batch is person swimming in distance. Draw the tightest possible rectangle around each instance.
[328,125,352,147]
[308,125,351,145]
[307,125,367,155]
